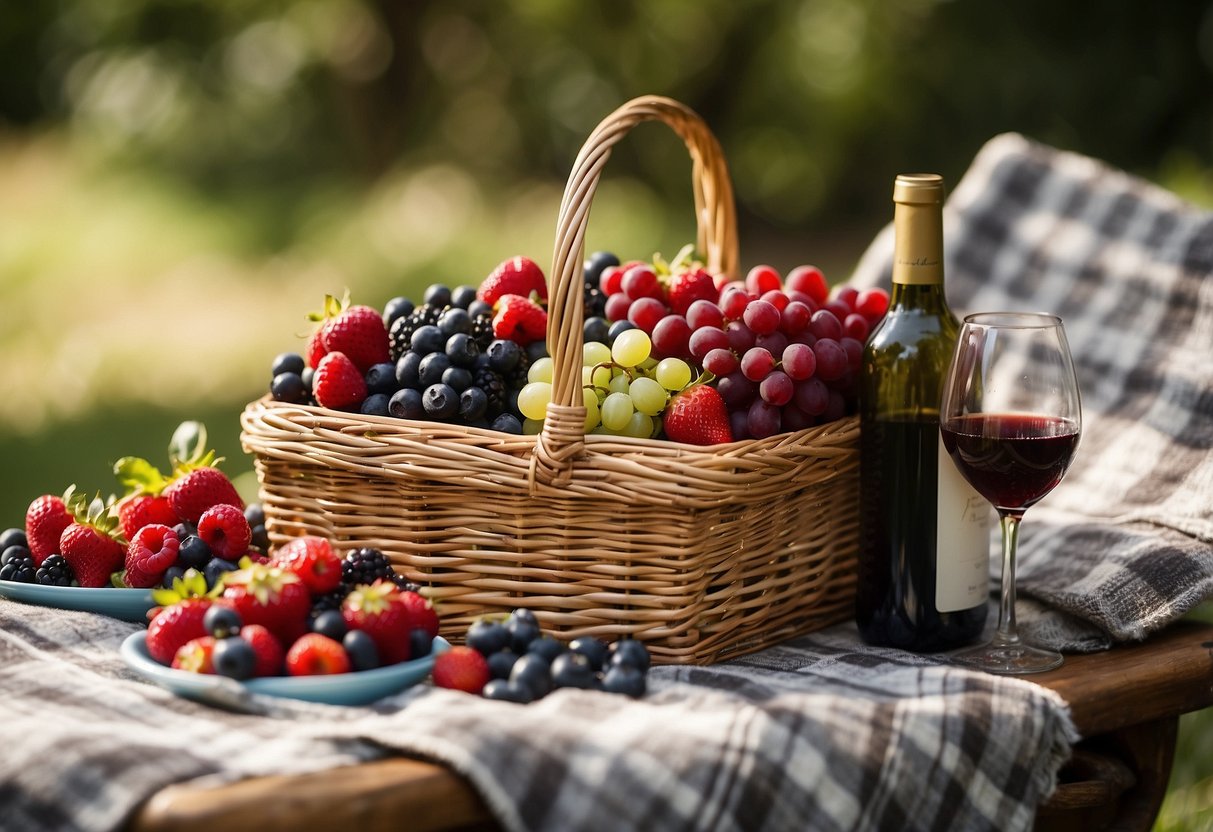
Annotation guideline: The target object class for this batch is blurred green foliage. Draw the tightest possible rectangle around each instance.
[0,4,1212,826]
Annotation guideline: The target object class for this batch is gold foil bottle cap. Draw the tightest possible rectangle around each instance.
[893,173,944,205]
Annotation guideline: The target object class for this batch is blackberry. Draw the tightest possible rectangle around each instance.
[341,547,396,587]
[310,586,351,619]
[0,547,35,583]
[34,554,76,587]
[473,366,507,416]
[504,347,531,392]
[471,309,496,351]
[389,304,444,361]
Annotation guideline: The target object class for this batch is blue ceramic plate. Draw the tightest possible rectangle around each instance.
[120,630,448,707]
[0,580,154,622]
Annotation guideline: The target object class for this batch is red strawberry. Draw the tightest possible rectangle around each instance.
[60,522,125,588]
[663,384,734,446]
[272,536,342,594]
[341,581,414,666]
[396,590,439,639]
[240,624,285,677]
[147,598,214,664]
[222,563,311,645]
[197,504,251,560]
[306,326,330,370]
[665,267,718,316]
[323,305,390,373]
[313,351,368,410]
[172,636,217,673]
[165,467,243,525]
[124,524,180,588]
[492,294,547,345]
[431,646,490,694]
[25,495,72,566]
[117,494,178,540]
[286,633,350,676]
[477,256,548,307]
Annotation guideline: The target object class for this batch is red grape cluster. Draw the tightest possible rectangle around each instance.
[599,259,889,440]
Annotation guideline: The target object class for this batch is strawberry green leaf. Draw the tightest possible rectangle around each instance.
[110,570,127,588]
[169,421,207,467]
[113,456,168,496]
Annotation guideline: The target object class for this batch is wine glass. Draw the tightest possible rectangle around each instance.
[939,312,1082,674]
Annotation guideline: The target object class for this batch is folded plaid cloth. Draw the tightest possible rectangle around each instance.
[0,603,1075,832]
[851,132,1213,651]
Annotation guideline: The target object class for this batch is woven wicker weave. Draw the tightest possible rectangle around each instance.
[240,95,860,665]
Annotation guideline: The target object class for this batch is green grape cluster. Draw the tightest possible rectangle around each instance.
[516,330,695,438]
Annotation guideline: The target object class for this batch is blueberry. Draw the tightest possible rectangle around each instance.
[438,308,473,337]
[609,638,651,672]
[482,678,528,702]
[608,319,637,344]
[271,352,306,377]
[491,413,522,434]
[583,316,610,346]
[213,637,257,681]
[204,605,244,639]
[444,333,479,368]
[250,524,271,552]
[527,636,565,663]
[360,393,392,417]
[365,362,399,395]
[568,636,609,671]
[0,529,27,551]
[243,503,266,527]
[343,629,380,671]
[459,387,487,421]
[601,664,647,697]
[466,620,510,655]
[487,649,519,680]
[411,325,446,356]
[423,284,452,308]
[311,609,348,641]
[271,372,308,404]
[301,366,315,392]
[442,367,473,394]
[204,557,238,589]
[422,383,459,419]
[160,565,187,588]
[1,544,30,566]
[418,352,451,387]
[584,251,620,286]
[509,654,552,700]
[389,387,425,420]
[467,299,492,319]
[383,296,415,327]
[395,352,423,389]
[450,285,478,309]
[409,629,433,659]
[486,339,522,373]
[525,340,549,362]
[550,650,597,690]
[178,535,212,570]
[507,619,541,654]
[511,609,539,626]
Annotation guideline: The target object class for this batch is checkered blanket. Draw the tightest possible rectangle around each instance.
[850,132,1213,651]
[2,134,1210,832]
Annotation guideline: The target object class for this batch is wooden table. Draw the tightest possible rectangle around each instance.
[128,620,1213,832]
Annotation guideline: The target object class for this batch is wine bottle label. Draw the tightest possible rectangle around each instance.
[935,438,991,612]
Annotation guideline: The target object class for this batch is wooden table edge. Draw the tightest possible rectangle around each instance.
[126,620,1213,832]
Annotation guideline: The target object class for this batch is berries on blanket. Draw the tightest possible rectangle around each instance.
[431,646,490,694]
[197,504,251,561]
[25,494,72,566]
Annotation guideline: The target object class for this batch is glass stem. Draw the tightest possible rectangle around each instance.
[994,512,1023,647]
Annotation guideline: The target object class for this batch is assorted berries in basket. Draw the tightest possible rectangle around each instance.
[266,247,887,446]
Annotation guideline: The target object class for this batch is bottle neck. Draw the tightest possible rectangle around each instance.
[891,199,944,287]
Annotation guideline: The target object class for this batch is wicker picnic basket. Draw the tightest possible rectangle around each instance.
[240,95,861,665]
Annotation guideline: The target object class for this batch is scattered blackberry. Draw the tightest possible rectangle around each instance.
[471,309,496,351]
[473,366,507,417]
[341,547,396,587]
[389,573,420,593]
[0,547,36,583]
[504,347,531,392]
[310,586,351,619]
[35,554,76,587]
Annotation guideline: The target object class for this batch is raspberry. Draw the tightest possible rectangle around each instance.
[286,633,350,676]
[313,351,368,410]
[124,524,181,588]
[491,294,547,345]
[197,504,252,561]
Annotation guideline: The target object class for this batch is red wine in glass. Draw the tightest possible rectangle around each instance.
[940,312,1082,674]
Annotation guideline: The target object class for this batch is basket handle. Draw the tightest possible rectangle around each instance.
[534,95,739,488]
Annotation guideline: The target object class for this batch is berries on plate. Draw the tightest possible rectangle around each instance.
[197,504,251,561]
[272,536,343,594]
[172,636,217,673]
[147,597,214,665]
[166,466,244,526]
[25,494,72,567]
[286,633,351,676]
[59,493,125,588]
[221,562,311,646]
[124,524,181,589]
[341,581,415,666]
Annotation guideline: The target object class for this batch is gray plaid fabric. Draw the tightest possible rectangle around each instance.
[3,133,1209,832]
[851,132,1213,651]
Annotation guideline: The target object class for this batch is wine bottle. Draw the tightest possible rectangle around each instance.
[854,173,991,652]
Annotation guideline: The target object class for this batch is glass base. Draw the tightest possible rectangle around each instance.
[951,641,1063,675]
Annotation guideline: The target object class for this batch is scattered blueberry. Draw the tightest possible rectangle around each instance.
[487,649,519,680]
[160,565,187,588]
[609,638,651,672]
[509,654,553,700]
[365,362,399,395]
[601,664,647,697]
[482,678,529,702]
[204,557,238,589]
[422,383,459,419]
[551,651,598,690]
[418,352,452,387]
[409,628,433,659]
[383,296,415,328]
[411,325,446,356]
[467,620,510,655]
[527,636,565,663]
